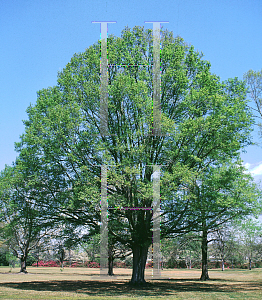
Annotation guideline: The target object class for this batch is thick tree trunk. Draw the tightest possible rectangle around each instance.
[108,256,114,276]
[107,245,114,276]
[189,258,192,270]
[249,257,252,270]
[200,229,209,281]
[130,244,148,285]
[20,256,28,273]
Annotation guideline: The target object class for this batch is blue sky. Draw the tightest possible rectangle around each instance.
[1,0,262,185]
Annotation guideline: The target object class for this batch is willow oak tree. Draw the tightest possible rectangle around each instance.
[17,26,255,284]
[189,159,261,280]
[0,161,56,273]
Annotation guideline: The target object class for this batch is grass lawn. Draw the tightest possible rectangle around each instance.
[0,267,261,299]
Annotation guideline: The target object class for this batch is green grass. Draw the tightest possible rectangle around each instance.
[0,267,261,299]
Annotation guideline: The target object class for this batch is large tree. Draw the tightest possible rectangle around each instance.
[16,26,255,284]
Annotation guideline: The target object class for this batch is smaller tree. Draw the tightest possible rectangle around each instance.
[57,243,65,269]
[107,240,132,275]
[81,234,100,264]
[244,69,262,133]
[189,158,262,280]
[210,224,238,270]
[0,246,9,266]
[0,164,56,273]
[161,233,201,269]
[30,238,49,267]
[0,225,9,266]
[238,218,262,270]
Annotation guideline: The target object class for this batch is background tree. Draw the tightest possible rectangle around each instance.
[57,243,65,269]
[209,224,238,270]
[244,69,262,134]
[189,159,261,280]
[29,236,50,267]
[81,233,100,264]
[161,233,201,269]
[59,223,83,267]
[0,229,9,267]
[237,218,262,270]
[0,162,56,273]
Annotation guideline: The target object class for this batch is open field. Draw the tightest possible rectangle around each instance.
[0,267,262,299]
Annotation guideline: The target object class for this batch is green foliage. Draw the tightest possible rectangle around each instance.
[238,218,262,266]
[162,233,201,268]
[81,233,100,263]
[0,160,58,272]
[5,251,17,268]
[0,245,9,266]
[193,158,261,231]
[26,253,37,266]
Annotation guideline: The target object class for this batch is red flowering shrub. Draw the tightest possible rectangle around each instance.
[71,262,81,268]
[87,261,100,268]
[32,260,101,268]
[32,260,60,267]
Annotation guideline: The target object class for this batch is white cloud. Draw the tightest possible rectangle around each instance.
[244,162,251,169]
[243,161,262,177]
[249,163,262,176]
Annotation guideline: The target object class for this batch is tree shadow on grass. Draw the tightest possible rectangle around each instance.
[1,279,261,297]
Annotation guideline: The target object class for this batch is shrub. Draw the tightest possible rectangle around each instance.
[71,262,80,268]
[254,261,262,268]
[87,261,100,268]
[114,261,126,268]
[32,260,60,267]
